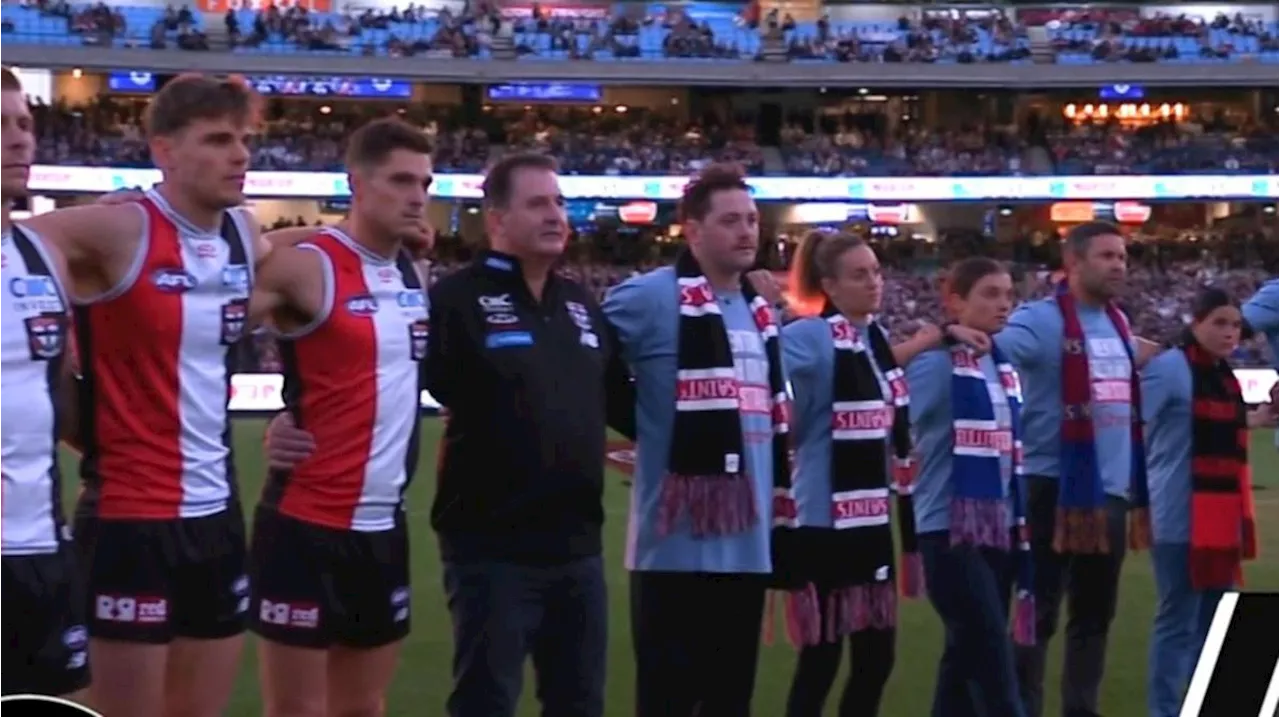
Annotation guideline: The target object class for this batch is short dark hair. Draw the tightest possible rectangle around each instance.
[0,66,20,92]
[482,153,559,209]
[144,73,259,138]
[945,257,1008,299]
[1065,221,1122,257]
[678,162,749,223]
[344,116,434,170]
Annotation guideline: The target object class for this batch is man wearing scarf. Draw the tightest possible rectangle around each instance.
[992,222,1160,717]
[602,164,790,717]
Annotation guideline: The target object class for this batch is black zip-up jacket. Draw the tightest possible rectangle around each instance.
[425,250,635,565]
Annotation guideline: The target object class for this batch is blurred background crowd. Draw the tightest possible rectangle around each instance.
[236,226,1277,372]
[27,98,1280,177]
[6,0,1276,378]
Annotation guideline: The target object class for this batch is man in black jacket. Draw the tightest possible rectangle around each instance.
[426,153,634,717]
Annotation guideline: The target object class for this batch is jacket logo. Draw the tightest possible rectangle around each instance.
[24,313,65,361]
[478,293,514,312]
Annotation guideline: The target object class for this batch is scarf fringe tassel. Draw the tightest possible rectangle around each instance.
[1012,590,1036,647]
[763,582,898,648]
[656,472,758,538]
[1051,506,1111,554]
[899,552,923,598]
[949,498,1011,550]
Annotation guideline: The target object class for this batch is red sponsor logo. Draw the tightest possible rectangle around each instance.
[832,495,889,522]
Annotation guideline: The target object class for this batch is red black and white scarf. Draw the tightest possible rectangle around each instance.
[1183,337,1257,590]
[771,307,921,646]
[656,250,791,538]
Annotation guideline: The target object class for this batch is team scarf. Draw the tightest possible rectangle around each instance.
[948,342,1035,646]
[1055,285,1151,554]
[1183,335,1257,590]
[657,249,791,539]
[770,307,920,646]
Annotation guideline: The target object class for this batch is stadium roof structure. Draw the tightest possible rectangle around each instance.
[3,44,1274,88]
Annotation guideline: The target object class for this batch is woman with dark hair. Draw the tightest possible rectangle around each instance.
[1141,287,1274,717]
[772,231,983,717]
[905,257,1033,717]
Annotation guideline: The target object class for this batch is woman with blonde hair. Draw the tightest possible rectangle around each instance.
[772,231,981,717]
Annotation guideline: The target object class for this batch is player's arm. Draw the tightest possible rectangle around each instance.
[39,244,85,452]
[21,204,144,293]
[248,244,326,332]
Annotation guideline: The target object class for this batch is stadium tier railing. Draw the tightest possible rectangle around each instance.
[26,165,1280,202]
[2,43,1275,87]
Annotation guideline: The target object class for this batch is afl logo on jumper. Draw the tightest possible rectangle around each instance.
[345,295,379,317]
[152,268,198,293]
[0,694,104,715]
[24,313,65,361]
[220,299,248,345]
[409,319,429,361]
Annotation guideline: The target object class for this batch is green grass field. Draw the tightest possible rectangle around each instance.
[60,421,1279,717]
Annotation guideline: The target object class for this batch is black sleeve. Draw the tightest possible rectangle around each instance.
[425,277,476,409]
[602,318,637,441]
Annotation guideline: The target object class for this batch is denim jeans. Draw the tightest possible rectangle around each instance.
[919,531,1025,717]
[443,556,607,717]
[1147,543,1227,717]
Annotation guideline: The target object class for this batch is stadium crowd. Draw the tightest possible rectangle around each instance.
[4,0,1278,64]
[27,97,1279,177]
[238,225,1276,373]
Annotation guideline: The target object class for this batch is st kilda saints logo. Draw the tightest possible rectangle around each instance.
[409,319,429,361]
[0,695,102,716]
[23,313,66,361]
[1178,591,1279,717]
[220,298,248,346]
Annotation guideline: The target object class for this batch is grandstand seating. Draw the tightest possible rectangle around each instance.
[3,1,1277,64]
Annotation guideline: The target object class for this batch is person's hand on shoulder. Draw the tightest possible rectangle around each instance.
[403,220,435,260]
[264,412,316,470]
[942,322,992,355]
[745,269,785,307]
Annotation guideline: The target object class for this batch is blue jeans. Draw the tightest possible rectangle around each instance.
[1148,543,1226,717]
[443,556,607,717]
[919,532,1025,717]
